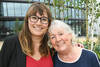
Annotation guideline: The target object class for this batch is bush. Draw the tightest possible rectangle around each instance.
[80,41,100,60]
[93,44,100,60]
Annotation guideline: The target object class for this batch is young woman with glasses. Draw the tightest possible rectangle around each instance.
[0,2,53,67]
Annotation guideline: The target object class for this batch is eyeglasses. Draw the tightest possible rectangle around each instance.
[29,16,49,25]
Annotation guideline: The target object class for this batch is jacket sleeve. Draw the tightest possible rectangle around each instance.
[0,37,16,67]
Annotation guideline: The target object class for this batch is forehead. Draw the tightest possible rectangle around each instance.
[36,12,48,17]
[49,28,64,35]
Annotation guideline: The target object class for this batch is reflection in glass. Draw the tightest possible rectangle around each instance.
[56,7,60,18]
[14,3,21,16]
[72,8,75,18]
[50,6,55,18]
[76,9,79,19]
[3,2,7,16]
[79,9,81,18]
[7,3,14,16]
[21,3,31,16]
[68,8,72,18]
[40,0,44,2]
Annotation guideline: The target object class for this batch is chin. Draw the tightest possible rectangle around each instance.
[57,47,67,52]
[32,32,44,36]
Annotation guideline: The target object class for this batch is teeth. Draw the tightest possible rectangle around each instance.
[34,27,42,30]
[36,27,41,30]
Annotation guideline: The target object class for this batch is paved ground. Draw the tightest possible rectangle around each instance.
[0,41,3,50]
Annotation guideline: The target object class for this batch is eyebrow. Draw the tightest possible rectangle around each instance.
[49,33,55,36]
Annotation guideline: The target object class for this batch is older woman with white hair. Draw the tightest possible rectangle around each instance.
[48,20,100,67]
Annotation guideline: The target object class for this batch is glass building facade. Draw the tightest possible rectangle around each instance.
[0,0,86,40]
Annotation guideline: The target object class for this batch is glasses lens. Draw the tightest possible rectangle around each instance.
[30,16,48,25]
[41,17,48,24]
[31,16,38,22]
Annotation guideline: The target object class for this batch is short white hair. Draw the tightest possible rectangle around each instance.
[48,20,76,43]
[48,20,74,35]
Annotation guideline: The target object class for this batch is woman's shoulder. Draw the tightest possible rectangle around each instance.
[0,34,20,55]
[4,34,18,41]
[2,34,20,48]
[82,49,98,58]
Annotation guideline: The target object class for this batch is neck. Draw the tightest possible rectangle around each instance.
[32,35,43,44]
[58,46,82,62]
[58,45,74,57]
[31,35,43,52]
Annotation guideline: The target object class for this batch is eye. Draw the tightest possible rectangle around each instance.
[41,17,48,22]
[59,33,63,36]
[50,36,55,39]
[31,16,37,20]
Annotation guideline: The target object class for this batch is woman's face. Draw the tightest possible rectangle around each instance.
[28,12,49,37]
[49,28,72,52]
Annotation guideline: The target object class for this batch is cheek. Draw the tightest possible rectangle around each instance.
[43,25,48,30]
[28,23,32,30]
[50,39,56,46]
[61,35,69,41]
[43,24,49,27]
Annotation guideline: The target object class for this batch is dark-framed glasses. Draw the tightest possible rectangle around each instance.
[29,16,49,25]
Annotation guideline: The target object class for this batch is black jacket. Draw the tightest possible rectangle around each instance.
[0,35,26,67]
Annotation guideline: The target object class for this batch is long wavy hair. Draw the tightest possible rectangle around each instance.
[19,2,52,56]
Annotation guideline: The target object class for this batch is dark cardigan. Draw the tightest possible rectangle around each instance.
[0,35,26,67]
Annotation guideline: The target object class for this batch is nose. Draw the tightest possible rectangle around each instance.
[36,19,41,25]
[56,35,61,42]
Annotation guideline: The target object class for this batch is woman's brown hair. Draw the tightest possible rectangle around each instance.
[19,2,52,56]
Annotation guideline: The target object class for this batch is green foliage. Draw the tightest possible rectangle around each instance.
[52,0,84,20]
[81,40,100,59]
[93,44,100,59]
[82,41,91,49]
[96,12,100,18]
[14,18,23,33]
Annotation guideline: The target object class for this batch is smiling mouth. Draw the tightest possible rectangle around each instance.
[56,41,65,47]
[33,26,43,31]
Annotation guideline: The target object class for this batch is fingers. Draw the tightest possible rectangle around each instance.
[75,43,84,48]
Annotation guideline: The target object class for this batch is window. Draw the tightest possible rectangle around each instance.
[21,3,31,16]
[3,2,7,16]
[79,9,81,18]
[50,6,55,18]
[7,3,14,16]
[56,7,60,18]
[75,9,79,18]
[40,0,44,2]
[34,0,39,1]
[14,3,21,16]
[81,10,85,19]
[72,8,75,18]
[68,8,72,18]
[64,8,67,18]
[60,7,64,19]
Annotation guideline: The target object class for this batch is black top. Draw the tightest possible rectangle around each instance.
[0,35,26,67]
[53,49,100,67]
